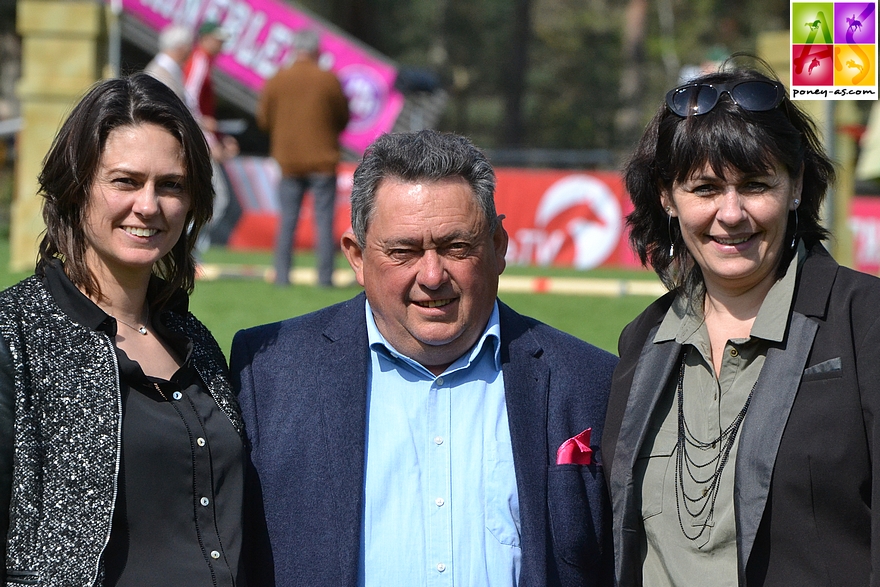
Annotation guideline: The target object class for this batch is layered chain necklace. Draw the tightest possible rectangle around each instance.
[673,349,756,541]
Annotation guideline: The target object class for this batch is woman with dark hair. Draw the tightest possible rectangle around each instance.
[0,73,252,585]
[603,61,880,586]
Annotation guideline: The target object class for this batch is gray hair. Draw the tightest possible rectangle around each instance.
[158,24,193,53]
[350,130,498,247]
[293,29,320,54]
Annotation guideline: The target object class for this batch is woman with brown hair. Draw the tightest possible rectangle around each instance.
[0,73,254,585]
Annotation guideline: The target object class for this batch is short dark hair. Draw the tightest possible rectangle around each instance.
[37,73,213,308]
[625,64,835,294]
[350,130,498,247]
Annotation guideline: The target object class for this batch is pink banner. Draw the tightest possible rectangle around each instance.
[121,0,405,152]
[850,196,880,273]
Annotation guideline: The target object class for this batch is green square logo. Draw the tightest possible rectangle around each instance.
[792,2,835,43]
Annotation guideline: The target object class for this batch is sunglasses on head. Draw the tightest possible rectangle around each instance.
[665,80,786,117]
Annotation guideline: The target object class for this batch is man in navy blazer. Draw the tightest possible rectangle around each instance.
[231,130,616,587]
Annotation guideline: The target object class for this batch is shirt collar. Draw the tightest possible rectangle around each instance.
[40,258,191,356]
[155,52,183,76]
[42,258,117,335]
[749,242,803,341]
[365,299,502,377]
[654,241,804,345]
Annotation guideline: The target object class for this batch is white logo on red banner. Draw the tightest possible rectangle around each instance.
[520,174,622,269]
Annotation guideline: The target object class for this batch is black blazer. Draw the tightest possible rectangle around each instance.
[231,294,618,587]
[603,243,880,586]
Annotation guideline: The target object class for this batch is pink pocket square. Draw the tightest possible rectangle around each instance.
[556,428,593,465]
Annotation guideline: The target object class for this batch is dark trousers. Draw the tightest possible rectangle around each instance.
[273,173,337,286]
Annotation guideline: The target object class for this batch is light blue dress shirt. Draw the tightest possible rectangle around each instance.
[359,300,522,587]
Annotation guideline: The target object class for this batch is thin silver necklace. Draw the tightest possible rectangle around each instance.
[113,309,149,336]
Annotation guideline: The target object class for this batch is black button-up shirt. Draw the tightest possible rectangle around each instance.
[43,262,246,586]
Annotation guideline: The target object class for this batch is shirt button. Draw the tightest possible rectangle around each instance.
[211,550,221,559]
[435,497,445,507]
[729,348,739,357]
[197,437,206,447]
[434,436,444,445]
[436,377,444,386]
[437,563,446,572]
[172,391,183,400]
[200,497,210,506]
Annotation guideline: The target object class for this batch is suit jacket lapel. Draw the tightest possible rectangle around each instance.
[734,251,827,579]
[317,296,371,586]
[610,328,680,585]
[499,304,550,586]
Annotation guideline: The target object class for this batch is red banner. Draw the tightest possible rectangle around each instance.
[494,168,639,269]
[224,158,643,270]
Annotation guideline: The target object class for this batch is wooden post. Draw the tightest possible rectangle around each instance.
[11,0,104,271]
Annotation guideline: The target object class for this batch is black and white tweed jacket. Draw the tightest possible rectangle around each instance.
[0,275,245,587]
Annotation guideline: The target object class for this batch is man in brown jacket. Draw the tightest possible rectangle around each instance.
[257,29,350,287]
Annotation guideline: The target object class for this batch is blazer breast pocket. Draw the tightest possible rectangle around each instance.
[802,357,842,381]
[634,424,676,520]
[547,465,604,570]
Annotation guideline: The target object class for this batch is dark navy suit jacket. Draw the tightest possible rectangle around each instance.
[231,293,617,587]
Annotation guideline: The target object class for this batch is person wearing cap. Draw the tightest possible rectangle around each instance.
[184,21,228,133]
[256,28,350,287]
[183,21,238,159]
[184,20,239,252]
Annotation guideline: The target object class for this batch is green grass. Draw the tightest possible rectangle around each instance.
[0,241,662,356]
[494,291,654,353]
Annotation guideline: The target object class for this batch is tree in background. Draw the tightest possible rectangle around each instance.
[297,0,791,157]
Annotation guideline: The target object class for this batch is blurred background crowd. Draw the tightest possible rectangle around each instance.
[0,0,877,279]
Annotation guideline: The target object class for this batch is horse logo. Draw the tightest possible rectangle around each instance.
[847,15,863,33]
[846,59,864,73]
